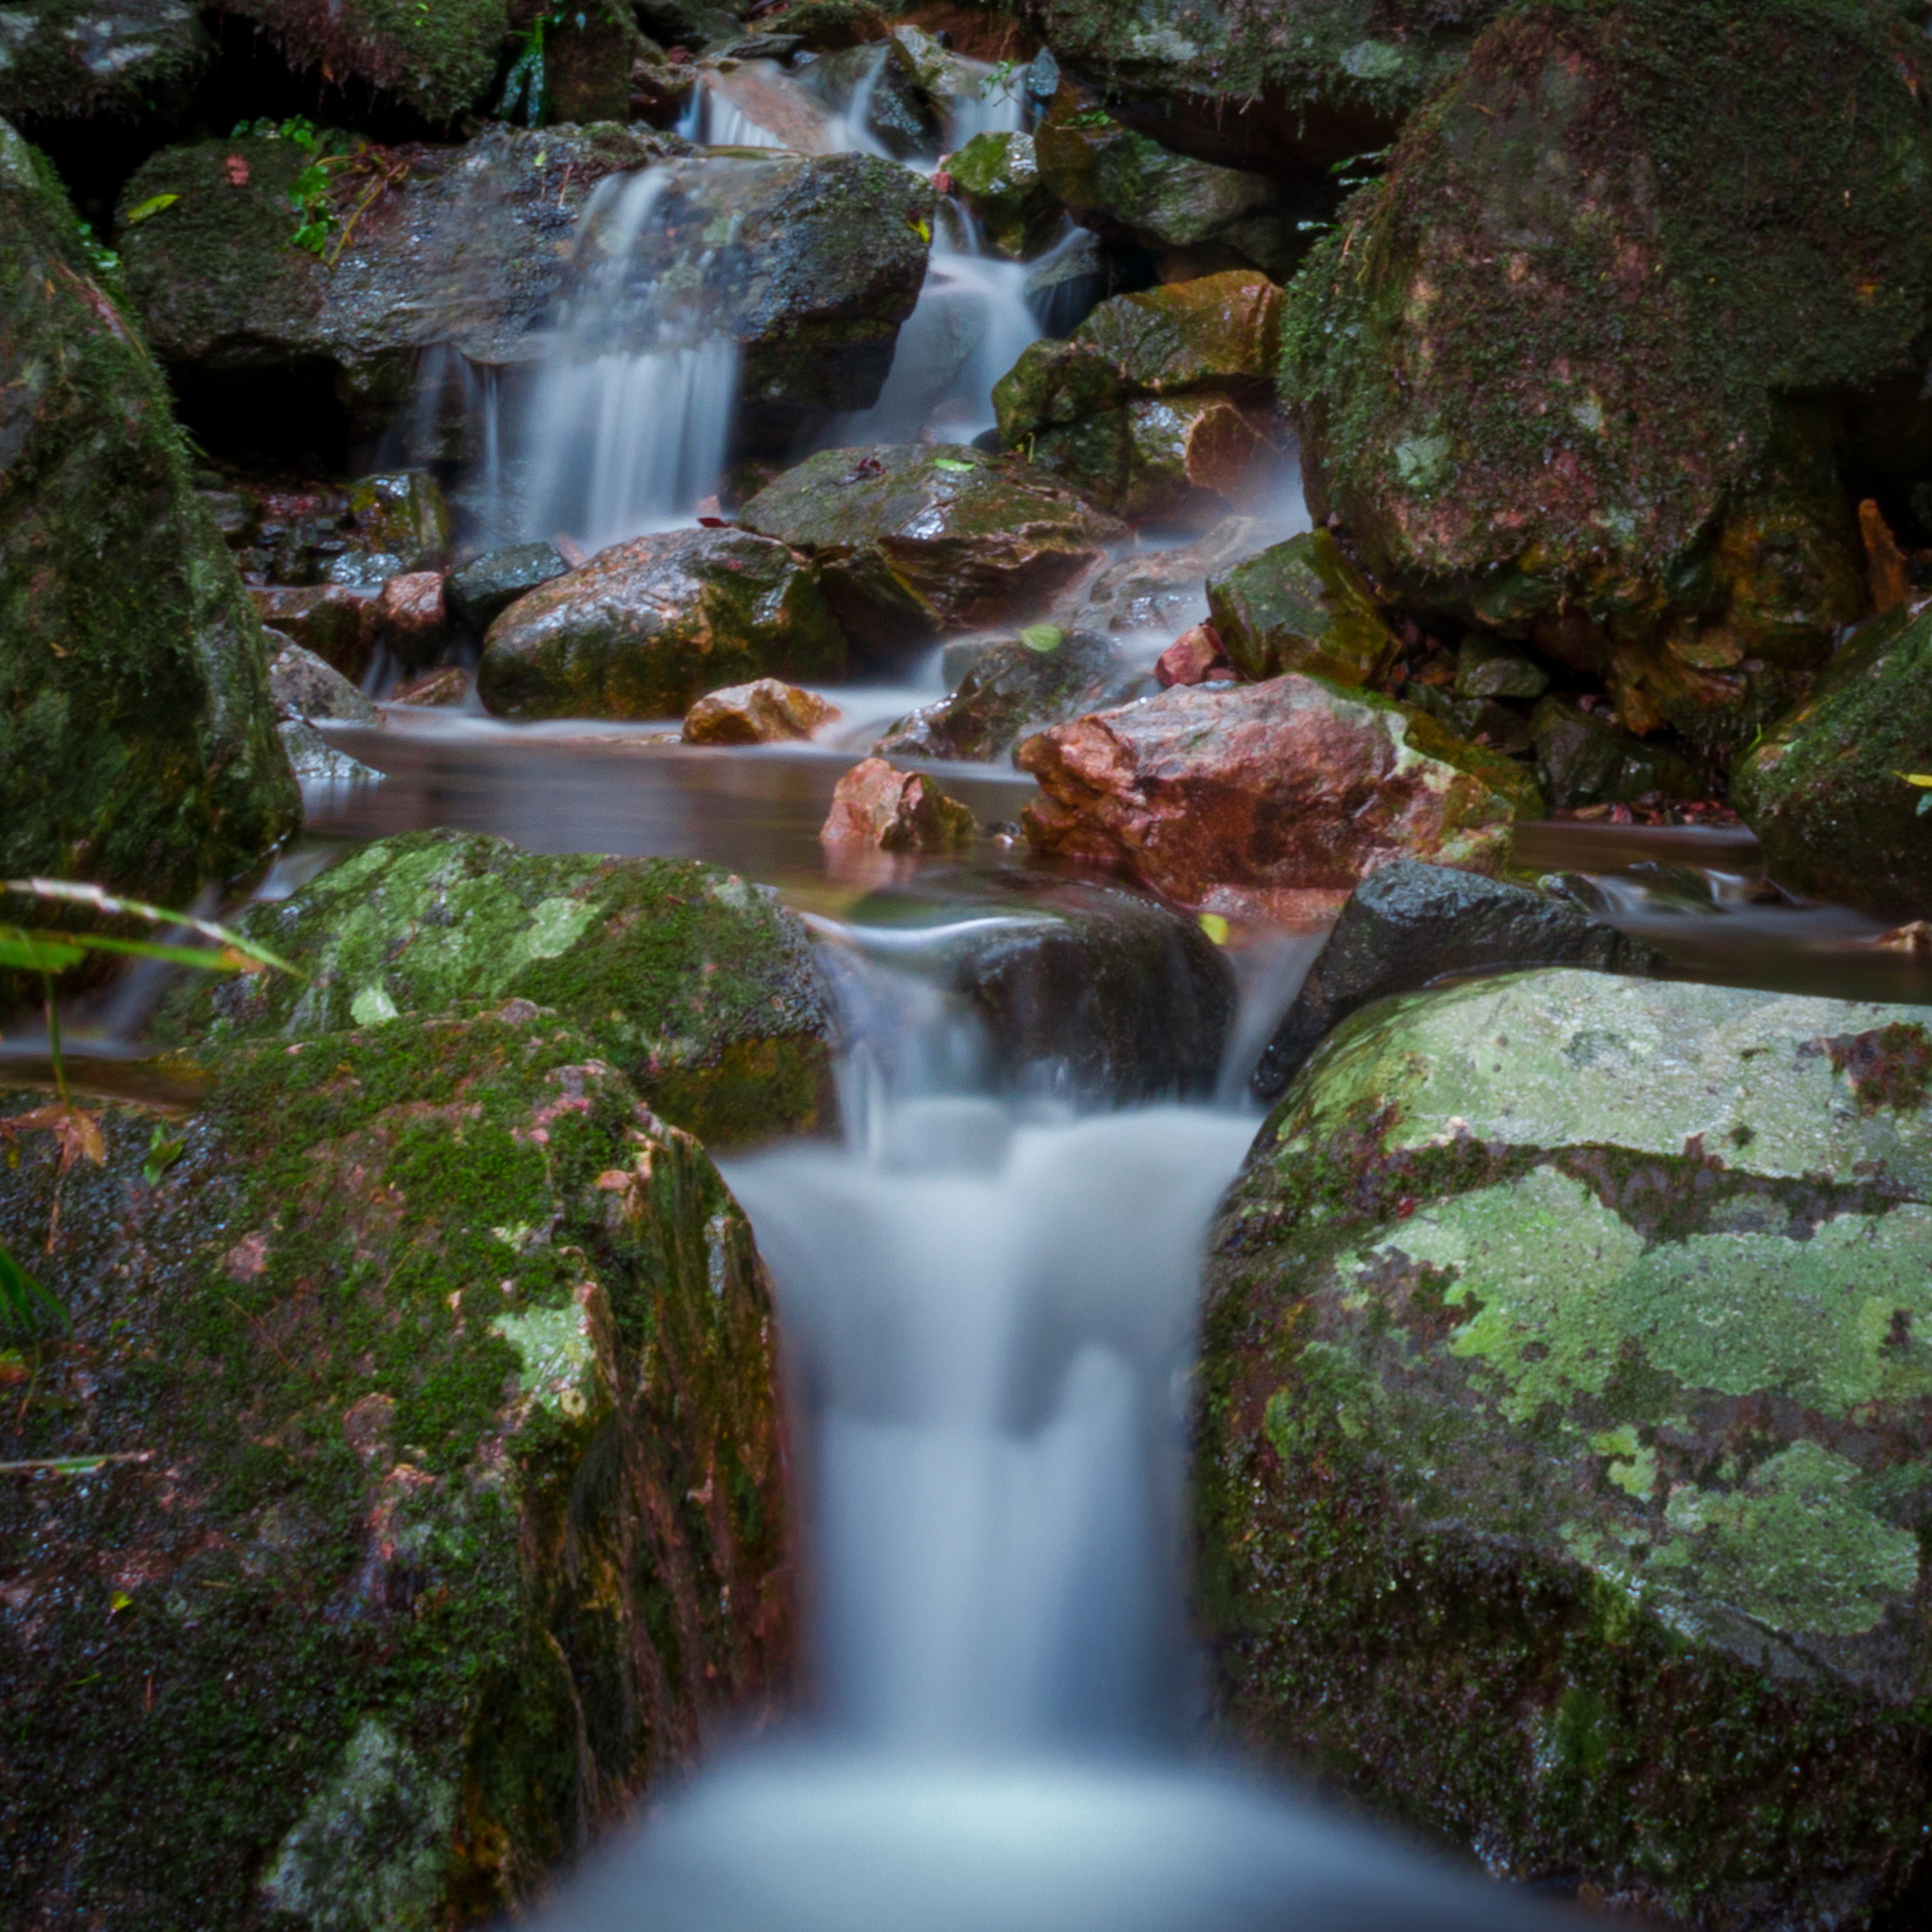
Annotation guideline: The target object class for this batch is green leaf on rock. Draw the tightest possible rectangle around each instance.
[123,194,179,226]
[1019,623,1063,654]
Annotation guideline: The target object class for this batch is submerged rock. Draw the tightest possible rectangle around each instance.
[739,445,1128,659]
[476,528,847,723]
[1283,0,1932,757]
[877,627,1127,764]
[1732,604,1932,919]
[1201,970,1932,1927]
[1018,677,1541,920]
[0,121,298,907]
[0,0,210,124]
[820,758,976,853]
[157,829,838,1146]
[0,1003,790,1927]
[1205,528,1398,688]
[682,678,839,745]
[1250,862,1663,1099]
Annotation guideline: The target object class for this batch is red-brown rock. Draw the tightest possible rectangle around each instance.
[1017,677,1544,922]
[249,583,377,682]
[377,570,448,667]
[820,757,977,853]
[683,679,841,745]
[1155,622,1231,687]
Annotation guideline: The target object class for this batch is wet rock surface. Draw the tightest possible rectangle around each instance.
[0,120,298,906]
[1201,969,1932,1927]
[476,527,847,724]
[1205,528,1398,688]
[1077,514,1291,639]
[1251,861,1665,1100]
[739,444,1128,658]
[0,1003,790,1929]
[1018,676,1542,920]
[945,130,1060,262]
[250,583,378,683]
[682,677,839,745]
[1732,603,1932,920]
[0,0,210,125]
[1284,0,1932,759]
[446,542,570,634]
[267,635,380,725]
[820,758,977,853]
[1530,698,1707,814]
[155,829,839,1147]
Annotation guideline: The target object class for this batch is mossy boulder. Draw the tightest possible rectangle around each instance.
[1731,602,1932,918]
[995,271,1284,527]
[116,124,674,438]
[1282,0,1932,759]
[157,830,839,1148]
[946,131,1061,262]
[216,0,514,122]
[0,121,298,907]
[0,1003,790,1928]
[1530,697,1707,812]
[1201,968,1932,1926]
[475,528,847,724]
[1206,528,1399,687]
[0,0,210,124]
[738,444,1129,659]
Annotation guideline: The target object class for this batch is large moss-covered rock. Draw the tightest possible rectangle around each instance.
[214,0,513,122]
[0,1004,790,1928]
[0,122,298,907]
[1201,969,1932,1926]
[116,124,672,436]
[0,0,210,124]
[1206,528,1398,687]
[159,831,838,1147]
[475,528,846,724]
[1017,0,1500,172]
[1731,602,1932,919]
[1283,0,1932,758]
[738,444,1128,657]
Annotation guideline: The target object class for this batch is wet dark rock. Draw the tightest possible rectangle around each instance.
[477,527,846,723]
[546,5,654,123]
[1250,860,1664,1100]
[276,715,381,785]
[946,131,1061,262]
[1732,603,1932,919]
[250,583,378,683]
[344,470,450,573]
[156,827,839,1146]
[1205,529,1398,688]
[995,271,1283,527]
[266,634,380,725]
[754,0,888,50]
[820,757,976,853]
[1078,514,1288,638]
[1202,968,1932,1929]
[1033,94,1304,281]
[0,122,298,906]
[117,124,678,441]
[447,541,571,634]
[1457,634,1547,701]
[1019,676,1543,922]
[0,1002,790,1927]
[794,37,939,159]
[1402,681,1532,759]
[876,626,1125,763]
[738,444,1127,659]
[841,869,1236,1103]
[1530,698,1705,813]
[0,0,210,124]
[392,663,475,706]
[212,0,513,121]
[1283,0,1932,760]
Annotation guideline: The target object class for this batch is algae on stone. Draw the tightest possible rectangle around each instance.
[1200,967,1932,1926]
[1206,528,1398,687]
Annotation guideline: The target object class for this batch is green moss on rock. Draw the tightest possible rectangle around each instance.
[1201,968,1932,1925]
[0,0,210,124]
[154,830,839,1147]
[0,1003,791,1927]
[0,119,299,912]
[1281,0,1932,757]
[1206,528,1398,687]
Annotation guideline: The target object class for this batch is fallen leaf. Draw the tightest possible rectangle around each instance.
[224,154,249,187]
[0,1103,105,1172]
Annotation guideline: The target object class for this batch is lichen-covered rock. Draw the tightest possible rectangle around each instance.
[117,124,676,436]
[0,1004,790,1928]
[1033,95,1303,280]
[214,0,513,122]
[0,122,298,907]
[1731,603,1932,919]
[1530,697,1706,813]
[1018,675,1542,921]
[738,444,1128,657]
[0,0,210,124]
[1283,0,1932,757]
[156,829,838,1147]
[876,626,1129,764]
[476,527,847,724]
[946,131,1061,262]
[820,757,976,853]
[681,677,839,744]
[1205,528,1398,687]
[1250,861,1663,1099]
[1201,969,1932,1927]
[1017,0,1498,172]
